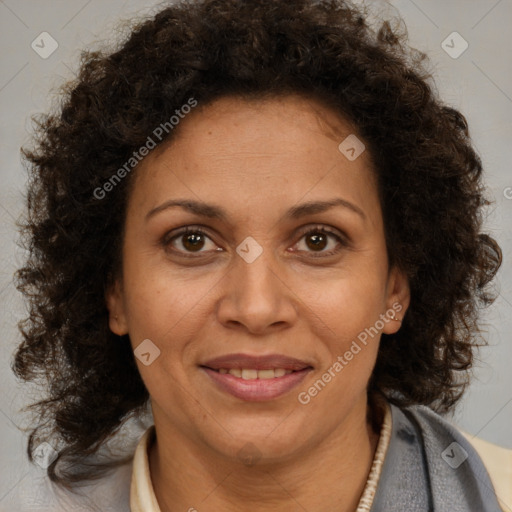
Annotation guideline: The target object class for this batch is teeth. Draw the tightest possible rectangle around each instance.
[219,368,294,379]
[241,369,258,380]
[257,369,276,380]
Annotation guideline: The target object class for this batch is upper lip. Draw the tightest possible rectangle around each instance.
[201,353,313,371]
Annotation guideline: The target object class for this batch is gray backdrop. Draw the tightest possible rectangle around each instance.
[1,0,511,507]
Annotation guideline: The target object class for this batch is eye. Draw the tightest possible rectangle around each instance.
[162,224,348,259]
[162,226,220,257]
[292,225,347,257]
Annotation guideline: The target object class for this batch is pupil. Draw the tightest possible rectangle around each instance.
[183,233,204,251]
[307,232,327,251]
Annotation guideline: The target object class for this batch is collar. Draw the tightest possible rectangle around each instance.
[130,424,160,511]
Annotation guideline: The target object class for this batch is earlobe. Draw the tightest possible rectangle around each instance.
[383,266,411,335]
[105,279,128,335]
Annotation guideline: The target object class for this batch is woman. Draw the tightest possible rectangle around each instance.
[12,0,510,510]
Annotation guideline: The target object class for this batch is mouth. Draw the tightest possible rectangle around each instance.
[200,353,313,401]
[206,367,299,378]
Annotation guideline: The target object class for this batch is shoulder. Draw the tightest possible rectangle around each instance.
[2,415,151,512]
[402,404,512,512]
[461,431,512,512]
[2,461,133,512]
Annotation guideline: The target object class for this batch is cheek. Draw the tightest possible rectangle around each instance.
[300,280,383,400]
[288,264,387,371]
[291,260,387,324]
[120,267,224,397]
[121,249,217,340]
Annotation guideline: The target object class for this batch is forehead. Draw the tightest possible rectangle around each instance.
[137,94,375,173]
[128,94,380,227]
[152,94,369,161]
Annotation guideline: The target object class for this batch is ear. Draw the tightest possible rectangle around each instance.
[105,278,129,336]
[382,265,410,335]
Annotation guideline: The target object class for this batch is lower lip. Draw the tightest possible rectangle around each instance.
[201,367,312,401]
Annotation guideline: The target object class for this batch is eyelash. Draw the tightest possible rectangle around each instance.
[161,224,348,259]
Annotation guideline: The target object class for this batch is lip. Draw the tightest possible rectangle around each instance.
[200,353,314,402]
[202,367,312,401]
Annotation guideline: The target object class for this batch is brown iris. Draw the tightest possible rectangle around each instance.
[182,232,206,252]
[305,232,328,251]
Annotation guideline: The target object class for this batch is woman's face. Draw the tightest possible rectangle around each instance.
[107,94,409,462]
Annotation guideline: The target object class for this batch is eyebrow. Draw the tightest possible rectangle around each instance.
[145,197,366,222]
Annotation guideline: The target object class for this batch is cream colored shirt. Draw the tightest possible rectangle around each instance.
[130,402,512,512]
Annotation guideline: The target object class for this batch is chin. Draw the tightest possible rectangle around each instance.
[193,414,315,465]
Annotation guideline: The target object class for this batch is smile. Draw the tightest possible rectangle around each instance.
[200,353,313,401]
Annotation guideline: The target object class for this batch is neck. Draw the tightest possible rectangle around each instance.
[149,395,382,512]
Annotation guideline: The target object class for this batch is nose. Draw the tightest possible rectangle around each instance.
[215,247,298,335]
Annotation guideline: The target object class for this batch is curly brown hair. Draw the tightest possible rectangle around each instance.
[13,0,502,489]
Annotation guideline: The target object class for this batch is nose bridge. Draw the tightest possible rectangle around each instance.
[216,238,296,332]
[233,241,281,307]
